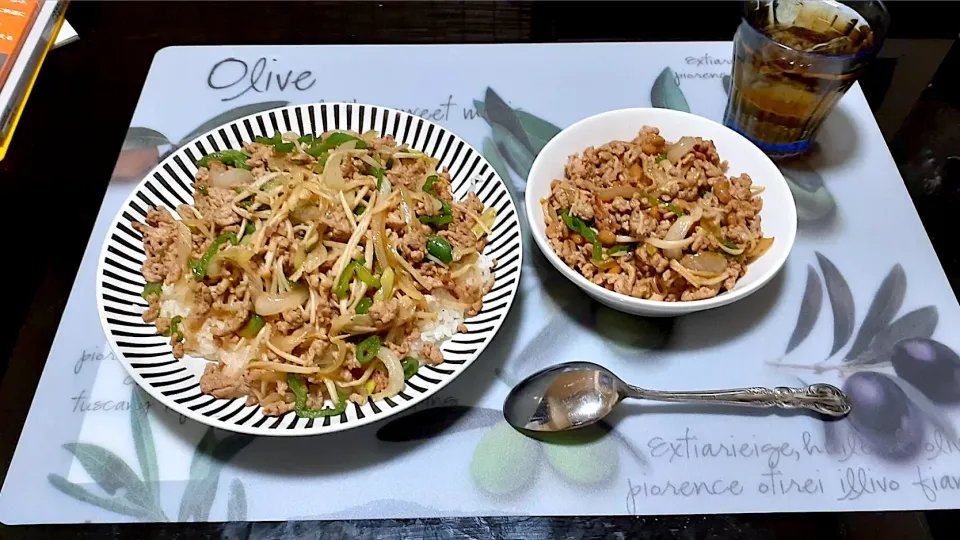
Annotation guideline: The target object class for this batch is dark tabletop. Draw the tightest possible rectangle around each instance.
[0,2,958,539]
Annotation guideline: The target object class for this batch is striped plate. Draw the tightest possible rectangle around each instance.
[96,103,522,436]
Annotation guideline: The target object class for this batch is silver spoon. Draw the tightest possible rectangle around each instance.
[503,361,851,432]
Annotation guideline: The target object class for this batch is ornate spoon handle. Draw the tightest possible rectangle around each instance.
[625,383,851,417]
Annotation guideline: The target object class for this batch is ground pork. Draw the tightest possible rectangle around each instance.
[194,184,241,227]
[132,207,185,284]
[200,363,248,399]
[543,126,768,302]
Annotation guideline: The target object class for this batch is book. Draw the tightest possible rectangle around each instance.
[0,0,68,161]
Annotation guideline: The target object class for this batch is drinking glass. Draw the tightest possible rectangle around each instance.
[723,0,889,159]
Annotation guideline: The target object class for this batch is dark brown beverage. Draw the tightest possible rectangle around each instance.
[723,0,889,158]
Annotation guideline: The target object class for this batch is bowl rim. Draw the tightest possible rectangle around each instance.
[524,107,797,313]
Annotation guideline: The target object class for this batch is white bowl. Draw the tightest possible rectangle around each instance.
[525,108,797,317]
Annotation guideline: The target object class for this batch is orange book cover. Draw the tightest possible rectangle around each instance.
[0,0,40,89]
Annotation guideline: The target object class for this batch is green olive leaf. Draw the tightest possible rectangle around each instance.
[483,87,536,155]
[785,265,823,355]
[473,99,487,122]
[227,479,248,521]
[62,443,153,512]
[122,127,171,151]
[816,252,855,356]
[491,124,535,182]
[179,429,253,522]
[844,264,906,361]
[650,67,690,112]
[515,110,561,154]
[130,388,160,508]
[48,474,164,521]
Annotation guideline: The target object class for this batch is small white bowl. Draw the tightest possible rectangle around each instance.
[525,108,797,317]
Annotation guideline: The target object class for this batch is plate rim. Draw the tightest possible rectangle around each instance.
[95,101,523,436]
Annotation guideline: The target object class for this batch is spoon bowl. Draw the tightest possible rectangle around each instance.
[503,362,851,433]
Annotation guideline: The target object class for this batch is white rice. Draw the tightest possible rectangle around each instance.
[418,294,465,345]
[158,283,192,319]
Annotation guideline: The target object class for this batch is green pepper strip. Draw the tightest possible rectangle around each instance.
[355,265,381,288]
[423,175,439,194]
[419,214,454,227]
[189,232,238,280]
[356,297,373,314]
[238,314,264,338]
[160,316,184,342]
[372,166,385,190]
[720,239,739,250]
[298,134,315,143]
[335,260,361,299]
[664,203,684,216]
[356,335,381,364]
[197,150,251,170]
[559,209,602,262]
[607,244,631,256]
[142,282,163,299]
[426,235,454,264]
[286,374,349,418]
[655,154,669,163]
[419,175,454,228]
[197,185,208,196]
[239,222,256,243]
[401,356,419,380]
[353,205,366,216]
[255,131,295,153]
[306,132,367,157]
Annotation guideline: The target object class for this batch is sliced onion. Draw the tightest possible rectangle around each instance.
[323,152,347,190]
[254,287,309,316]
[174,221,193,280]
[271,327,310,353]
[370,347,405,401]
[680,252,727,274]
[397,186,415,227]
[302,243,329,273]
[698,274,729,286]
[597,186,645,201]
[357,153,382,170]
[666,136,697,164]
[470,207,497,238]
[291,203,321,224]
[645,236,695,250]
[661,206,702,259]
[210,167,254,188]
[718,242,746,256]
[371,213,394,273]
[669,259,702,287]
[746,237,775,260]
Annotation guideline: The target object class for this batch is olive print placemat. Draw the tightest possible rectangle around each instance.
[3,43,959,524]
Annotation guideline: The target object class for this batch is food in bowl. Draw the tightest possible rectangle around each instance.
[134,130,496,417]
[541,126,773,302]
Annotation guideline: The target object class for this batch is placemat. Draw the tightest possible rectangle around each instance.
[2,43,959,524]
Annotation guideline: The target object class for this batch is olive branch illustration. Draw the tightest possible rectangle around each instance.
[773,252,956,461]
[48,387,252,521]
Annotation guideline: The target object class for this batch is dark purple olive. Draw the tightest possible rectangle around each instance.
[891,338,960,403]
[844,371,924,461]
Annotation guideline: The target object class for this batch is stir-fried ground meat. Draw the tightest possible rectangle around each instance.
[133,129,496,415]
[544,126,773,302]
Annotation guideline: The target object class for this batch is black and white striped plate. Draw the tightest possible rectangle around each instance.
[96,103,522,436]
